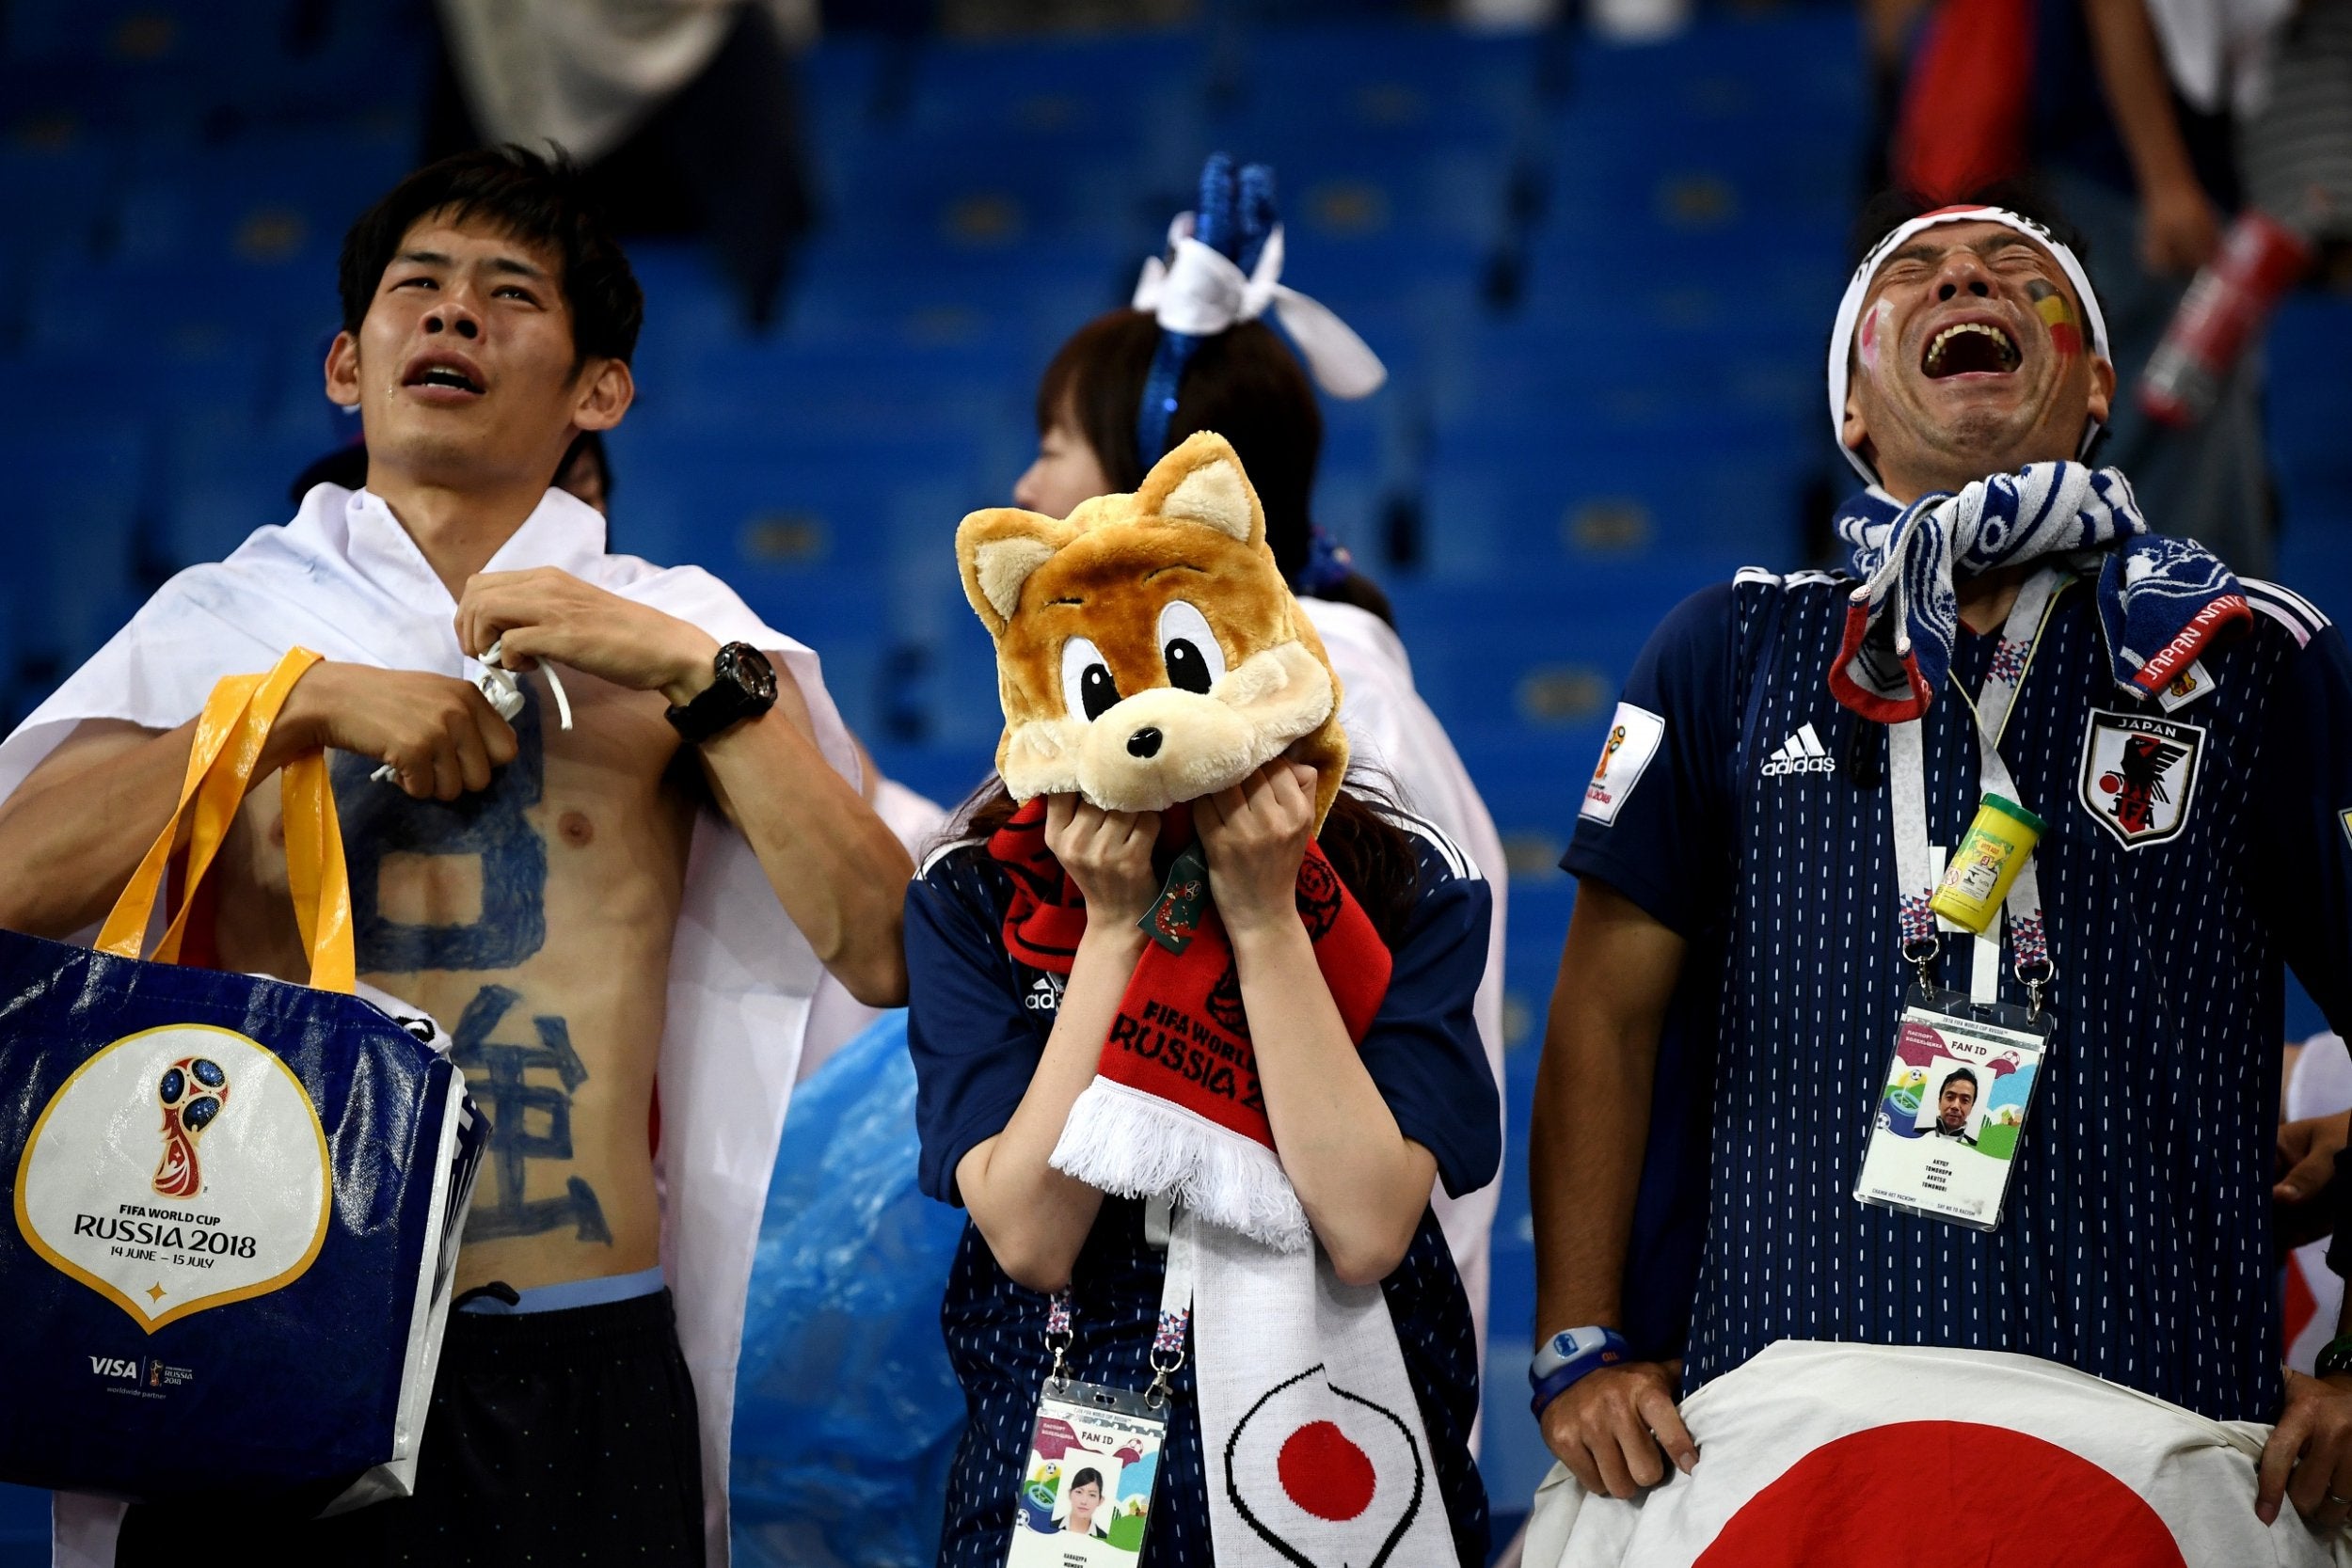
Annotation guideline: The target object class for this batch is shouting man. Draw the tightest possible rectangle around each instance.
[0,147,912,1565]
[1528,193,2352,1529]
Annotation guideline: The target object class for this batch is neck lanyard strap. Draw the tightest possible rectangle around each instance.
[1889,566,2064,993]
[1043,1195,1193,1403]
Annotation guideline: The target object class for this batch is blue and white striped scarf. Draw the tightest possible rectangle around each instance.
[1831,462,2251,722]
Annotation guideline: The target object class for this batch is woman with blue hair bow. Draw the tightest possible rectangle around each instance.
[1008,152,1511,1436]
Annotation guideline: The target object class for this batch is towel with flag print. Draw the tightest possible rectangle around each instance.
[1830,462,2250,723]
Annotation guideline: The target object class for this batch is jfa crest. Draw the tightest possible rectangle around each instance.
[2078,709,2205,848]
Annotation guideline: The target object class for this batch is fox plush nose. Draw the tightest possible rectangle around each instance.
[1126,726,1163,758]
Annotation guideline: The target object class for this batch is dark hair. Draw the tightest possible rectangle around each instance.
[558,428,611,499]
[1068,1468,1104,1494]
[1849,180,2090,273]
[287,437,368,505]
[338,145,644,367]
[1940,1069,1979,1098]
[950,775,1422,950]
[286,427,611,513]
[1035,309,1393,625]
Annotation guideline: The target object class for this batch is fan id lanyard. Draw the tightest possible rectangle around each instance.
[1854,567,2064,1232]
[1006,1198,1187,1565]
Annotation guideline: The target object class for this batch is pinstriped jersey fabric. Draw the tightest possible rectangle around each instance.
[1565,569,2352,1422]
[905,826,1498,1566]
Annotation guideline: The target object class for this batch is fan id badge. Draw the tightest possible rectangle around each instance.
[1005,1379,1167,1564]
[1854,986,2053,1231]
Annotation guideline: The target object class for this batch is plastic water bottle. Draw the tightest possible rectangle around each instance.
[2139,210,2313,427]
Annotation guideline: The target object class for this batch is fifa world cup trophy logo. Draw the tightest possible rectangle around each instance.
[1593,724,1627,784]
[153,1057,228,1200]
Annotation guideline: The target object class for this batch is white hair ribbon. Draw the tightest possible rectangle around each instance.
[1133,216,1388,400]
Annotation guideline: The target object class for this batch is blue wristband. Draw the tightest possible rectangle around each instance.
[1529,1326,1631,1418]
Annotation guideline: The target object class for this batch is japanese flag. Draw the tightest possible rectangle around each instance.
[1187,1212,1460,1567]
[1522,1342,2352,1568]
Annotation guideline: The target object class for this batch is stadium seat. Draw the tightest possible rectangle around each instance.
[162,413,339,568]
[0,419,147,688]
[2267,293,2352,518]
[605,423,993,580]
[112,130,410,272]
[1421,420,1813,580]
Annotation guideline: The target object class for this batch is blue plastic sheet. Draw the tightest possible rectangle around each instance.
[731,1011,967,1568]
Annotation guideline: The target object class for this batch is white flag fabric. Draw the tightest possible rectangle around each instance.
[2285,1035,2352,1376]
[1187,1210,1462,1568]
[1523,1341,2351,1568]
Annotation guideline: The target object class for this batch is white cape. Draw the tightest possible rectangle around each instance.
[0,483,851,1568]
[1301,596,1507,1430]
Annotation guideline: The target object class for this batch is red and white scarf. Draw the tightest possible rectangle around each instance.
[990,798,1389,1248]
[990,798,1463,1567]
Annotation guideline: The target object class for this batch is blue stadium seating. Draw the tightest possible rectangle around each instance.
[1,5,2347,1551]
[3,420,148,693]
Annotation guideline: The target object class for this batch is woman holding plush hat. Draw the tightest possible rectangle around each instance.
[1011,155,1512,1407]
[907,420,1499,1562]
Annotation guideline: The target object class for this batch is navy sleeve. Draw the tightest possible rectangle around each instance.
[1357,838,1502,1200]
[1560,581,1741,938]
[2253,622,2352,1038]
[905,856,1039,1206]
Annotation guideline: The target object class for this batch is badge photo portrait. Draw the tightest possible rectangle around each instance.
[1913,1052,2036,1162]
[1007,1412,1155,1564]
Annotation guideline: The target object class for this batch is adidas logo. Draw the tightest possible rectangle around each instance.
[1760,722,1837,777]
[1024,974,1065,1013]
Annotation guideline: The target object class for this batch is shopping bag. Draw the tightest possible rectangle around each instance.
[0,647,484,1512]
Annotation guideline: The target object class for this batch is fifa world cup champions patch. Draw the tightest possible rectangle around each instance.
[14,1024,331,1332]
[2077,709,2205,849]
[1581,703,1665,825]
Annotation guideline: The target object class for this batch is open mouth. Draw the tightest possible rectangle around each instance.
[1921,321,2021,378]
[402,355,485,398]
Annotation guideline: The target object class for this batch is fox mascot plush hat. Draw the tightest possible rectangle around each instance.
[957,431,1349,828]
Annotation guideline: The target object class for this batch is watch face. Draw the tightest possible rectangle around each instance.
[718,642,777,703]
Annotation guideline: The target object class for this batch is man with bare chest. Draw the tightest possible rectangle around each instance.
[0,147,912,1565]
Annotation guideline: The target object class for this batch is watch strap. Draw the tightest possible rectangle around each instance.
[1529,1325,1631,1418]
[2317,1334,2352,1381]
[666,642,774,744]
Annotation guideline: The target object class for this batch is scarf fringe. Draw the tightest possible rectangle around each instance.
[1050,1078,1311,1252]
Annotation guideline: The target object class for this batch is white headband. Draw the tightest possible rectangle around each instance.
[1826,204,2110,483]
[1132,214,1388,400]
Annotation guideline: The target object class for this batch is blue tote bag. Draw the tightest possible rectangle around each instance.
[0,649,484,1511]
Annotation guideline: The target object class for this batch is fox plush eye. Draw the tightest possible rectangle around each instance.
[1060,636,1120,721]
[1157,600,1227,694]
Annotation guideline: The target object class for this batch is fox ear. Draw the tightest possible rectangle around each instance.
[957,507,1073,636]
[1136,431,1263,547]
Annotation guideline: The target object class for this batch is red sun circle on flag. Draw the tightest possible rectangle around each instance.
[1694,1421,2188,1567]
[1277,1420,1378,1522]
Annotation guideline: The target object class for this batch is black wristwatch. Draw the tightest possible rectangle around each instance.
[665,642,777,743]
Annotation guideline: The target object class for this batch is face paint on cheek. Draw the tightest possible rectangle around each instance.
[2026,278,2082,358]
[1857,297,1892,376]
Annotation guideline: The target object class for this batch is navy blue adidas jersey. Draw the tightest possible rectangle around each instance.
[906,812,1500,1568]
[1565,568,2352,1421]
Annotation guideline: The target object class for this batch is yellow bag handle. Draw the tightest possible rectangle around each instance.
[95,648,357,994]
